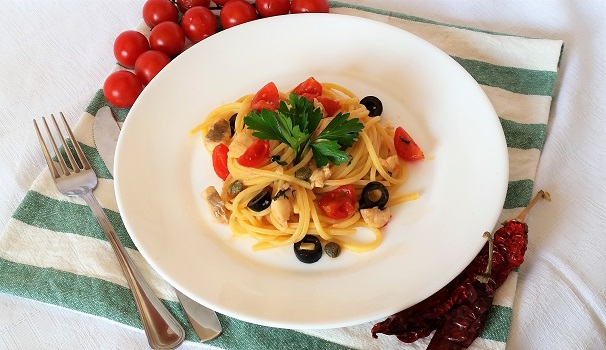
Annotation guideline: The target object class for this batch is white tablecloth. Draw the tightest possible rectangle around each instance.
[1,1,604,349]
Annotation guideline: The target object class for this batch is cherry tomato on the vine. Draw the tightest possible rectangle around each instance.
[213,0,232,6]
[291,0,329,13]
[394,126,425,161]
[220,0,258,30]
[181,6,217,43]
[212,143,230,180]
[103,71,143,108]
[251,82,280,111]
[176,0,211,14]
[149,21,185,58]
[142,0,179,28]
[113,30,150,68]
[134,50,171,85]
[237,139,270,168]
[256,0,290,17]
[318,185,357,220]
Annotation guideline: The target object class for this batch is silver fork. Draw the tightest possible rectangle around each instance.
[34,113,185,350]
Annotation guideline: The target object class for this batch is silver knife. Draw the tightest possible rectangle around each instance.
[93,106,223,342]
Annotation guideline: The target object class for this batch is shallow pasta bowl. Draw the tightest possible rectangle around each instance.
[114,13,508,329]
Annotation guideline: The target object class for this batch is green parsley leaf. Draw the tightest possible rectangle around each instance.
[316,112,364,147]
[243,91,364,166]
[311,140,349,167]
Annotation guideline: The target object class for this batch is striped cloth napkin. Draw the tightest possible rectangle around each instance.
[0,2,563,349]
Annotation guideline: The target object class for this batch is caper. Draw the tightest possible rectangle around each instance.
[324,242,341,258]
[295,166,312,180]
[227,180,244,195]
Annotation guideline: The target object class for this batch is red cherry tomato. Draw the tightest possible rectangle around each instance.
[176,0,211,14]
[255,0,290,17]
[149,21,185,58]
[237,139,270,168]
[213,0,232,5]
[220,0,258,30]
[103,71,143,108]
[394,126,425,161]
[212,143,230,180]
[291,0,329,13]
[251,82,280,111]
[292,77,322,101]
[113,30,150,68]
[316,96,341,117]
[134,50,171,86]
[318,185,357,220]
[181,6,217,43]
[142,0,179,28]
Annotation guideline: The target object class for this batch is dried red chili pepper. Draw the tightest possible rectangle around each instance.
[372,190,550,348]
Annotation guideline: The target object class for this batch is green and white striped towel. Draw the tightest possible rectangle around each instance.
[0,2,563,349]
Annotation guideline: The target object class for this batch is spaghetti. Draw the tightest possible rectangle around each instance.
[190,78,422,253]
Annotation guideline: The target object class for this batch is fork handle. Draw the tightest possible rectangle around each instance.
[80,191,185,350]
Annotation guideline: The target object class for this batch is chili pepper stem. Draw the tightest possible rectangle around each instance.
[475,231,494,283]
[516,190,551,222]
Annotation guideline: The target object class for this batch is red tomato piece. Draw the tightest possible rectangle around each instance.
[103,70,143,108]
[113,30,150,68]
[292,77,322,101]
[212,143,230,180]
[394,126,424,161]
[237,139,270,168]
[256,0,290,17]
[251,82,280,111]
[316,96,341,117]
[318,185,357,220]
[219,0,258,30]
[291,0,329,13]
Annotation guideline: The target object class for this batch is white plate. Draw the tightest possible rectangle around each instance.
[115,13,508,329]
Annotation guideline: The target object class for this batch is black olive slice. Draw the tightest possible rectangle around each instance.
[229,113,237,136]
[247,188,272,212]
[360,96,383,117]
[359,181,389,210]
[294,235,322,264]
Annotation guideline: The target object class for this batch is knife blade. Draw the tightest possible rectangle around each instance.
[92,106,223,341]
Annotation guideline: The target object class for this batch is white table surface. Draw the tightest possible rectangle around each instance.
[1,1,605,349]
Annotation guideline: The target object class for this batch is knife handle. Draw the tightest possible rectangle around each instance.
[80,191,185,350]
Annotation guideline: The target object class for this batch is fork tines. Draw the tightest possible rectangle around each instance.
[33,113,91,179]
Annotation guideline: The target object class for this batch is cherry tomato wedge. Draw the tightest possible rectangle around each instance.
[237,139,270,168]
[251,82,280,111]
[212,143,230,180]
[292,77,322,101]
[394,126,425,161]
[318,185,357,220]
[316,96,341,117]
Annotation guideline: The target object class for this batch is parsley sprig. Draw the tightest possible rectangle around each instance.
[244,93,364,167]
